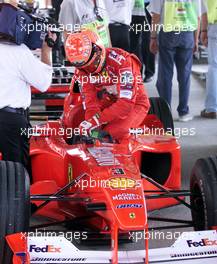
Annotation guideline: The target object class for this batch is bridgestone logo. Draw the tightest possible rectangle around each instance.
[171,250,217,258]
[31,257,86,262]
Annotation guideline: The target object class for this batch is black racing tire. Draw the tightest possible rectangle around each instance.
[0,161,30,264]
[190,157,217,231]
[148,97,174,135]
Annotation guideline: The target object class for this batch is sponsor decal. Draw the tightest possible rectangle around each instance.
[29,245,61,253]
[107,177,137,189]
[116,204,143,209]
[111,168,125,175]
[31,257,86,262]
[88,147,120,166]
[176,7,186,15]
[171,250,217,258]
[112,193,142,201]
[187,238,217,247]
[129,212,136,219]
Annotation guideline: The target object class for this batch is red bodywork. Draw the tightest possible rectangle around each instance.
[8,80,181,264]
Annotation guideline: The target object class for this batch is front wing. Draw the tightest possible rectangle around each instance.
[7,230,217,264]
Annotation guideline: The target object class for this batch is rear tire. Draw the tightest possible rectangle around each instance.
[148,97,174,135]
[190,157,217,230]
[0,161,30,264]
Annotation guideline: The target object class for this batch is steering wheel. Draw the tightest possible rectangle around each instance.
[67,130,114,145]
[91,129,114,143]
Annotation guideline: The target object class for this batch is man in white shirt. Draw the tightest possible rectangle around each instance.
[0,34,55,168]
[104,0,135,51]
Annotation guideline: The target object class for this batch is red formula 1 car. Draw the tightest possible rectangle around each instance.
[1,80,217,264]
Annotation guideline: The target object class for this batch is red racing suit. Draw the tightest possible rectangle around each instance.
[75,48,150,140]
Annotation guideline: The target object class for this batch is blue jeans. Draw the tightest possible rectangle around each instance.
[157,31,194,116]
[205,25,217,112]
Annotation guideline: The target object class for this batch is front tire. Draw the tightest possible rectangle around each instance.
[190,157,217,230]
[0,161,30,264]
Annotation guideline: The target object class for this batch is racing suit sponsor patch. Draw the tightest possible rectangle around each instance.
[104,85,118,95]
[120,90,133,99]
[120,69,134,89]
[109,50,126,65]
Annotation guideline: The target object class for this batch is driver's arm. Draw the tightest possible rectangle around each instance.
[98,55,149,124]
[82,82,101,120]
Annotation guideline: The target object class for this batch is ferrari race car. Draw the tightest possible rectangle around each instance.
[1,80,217,264]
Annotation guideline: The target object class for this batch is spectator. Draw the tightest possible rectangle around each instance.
[142,0,155,82]
[130,1,146,67]
[51,0,63,20]
[130,0,155,82]
[150,0,201,122]
[104,0,135,52]
[59,0,110,47]
[200,0,217,119]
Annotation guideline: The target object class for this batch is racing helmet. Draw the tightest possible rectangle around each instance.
[65,30,106,74]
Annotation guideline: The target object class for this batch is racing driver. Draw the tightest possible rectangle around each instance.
[65,30,150,141]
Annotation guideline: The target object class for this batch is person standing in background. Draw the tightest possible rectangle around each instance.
[150,0,201,122]
[51,0,63,20]
[200,0,217,119]
[104,0,135,52]
[130,0,146,69]
[130,0,155,82]
[59,0,110,47]
[142,0,155,82]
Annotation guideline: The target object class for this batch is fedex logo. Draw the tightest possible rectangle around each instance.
[187,239,217,247]
[29,245,61,253]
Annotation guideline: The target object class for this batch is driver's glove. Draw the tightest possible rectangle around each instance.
[79,114,101,136]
